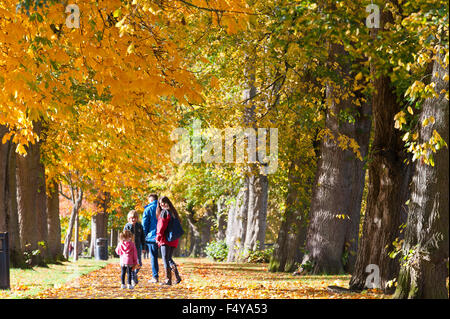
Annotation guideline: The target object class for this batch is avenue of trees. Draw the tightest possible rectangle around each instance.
[0,0,448,299]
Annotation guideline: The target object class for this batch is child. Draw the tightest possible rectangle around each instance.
[123,210,145,285]
[115,230,139,289]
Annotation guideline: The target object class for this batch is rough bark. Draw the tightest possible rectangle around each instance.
[269,157,312,273]
[36,152,48,260]
[394,52,449,299]
[186,210,202,257]
[46,182,62,261]
[300,43,372,274]
[349,11,412,290]
[244,173,268,253]
[15,121,47,265]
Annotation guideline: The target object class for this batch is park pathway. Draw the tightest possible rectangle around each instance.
[36,258,383,299]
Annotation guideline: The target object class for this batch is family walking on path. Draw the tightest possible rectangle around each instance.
[115,194,184,289]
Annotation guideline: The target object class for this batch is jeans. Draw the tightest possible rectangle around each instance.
[147,242,159,279]
[160,245,176,270]
[121,266,133,285]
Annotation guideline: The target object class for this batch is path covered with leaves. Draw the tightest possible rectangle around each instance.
[35,258,384,299]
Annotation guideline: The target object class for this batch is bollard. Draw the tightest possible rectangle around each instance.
[95,238,108,261]
[0,232,10,290]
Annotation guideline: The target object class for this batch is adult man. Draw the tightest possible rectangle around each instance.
[142,194,159,283]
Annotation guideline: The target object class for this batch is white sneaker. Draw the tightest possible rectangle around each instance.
[121,284,126,289]
[128,284,134,289]
[132,280,137,286]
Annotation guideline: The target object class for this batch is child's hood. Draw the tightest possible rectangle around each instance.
[118,240,134,253]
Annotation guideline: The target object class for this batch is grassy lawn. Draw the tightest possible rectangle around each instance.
[0,257,116,299]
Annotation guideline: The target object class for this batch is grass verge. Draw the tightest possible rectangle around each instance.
[0,257,116,299]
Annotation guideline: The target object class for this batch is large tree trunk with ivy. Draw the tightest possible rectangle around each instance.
[0,126,23,266]
[349,9,413,293]
[349,73,412,293]
[394,53,449,299]
[300,42,372,275]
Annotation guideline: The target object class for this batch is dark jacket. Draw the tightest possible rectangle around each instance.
[123,222,145,250]
[142,201,158,243]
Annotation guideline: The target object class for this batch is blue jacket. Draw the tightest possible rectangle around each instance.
[142,201,158,243]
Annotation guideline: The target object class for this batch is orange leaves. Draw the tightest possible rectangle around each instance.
[35,258,385,299]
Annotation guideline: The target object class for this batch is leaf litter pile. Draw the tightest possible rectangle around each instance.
[36,258,385,299]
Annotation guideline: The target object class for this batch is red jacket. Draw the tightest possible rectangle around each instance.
[115,240,138,266]
[156,210,179,248]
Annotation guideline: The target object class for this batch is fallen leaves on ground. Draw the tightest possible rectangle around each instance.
[35,258,385,299]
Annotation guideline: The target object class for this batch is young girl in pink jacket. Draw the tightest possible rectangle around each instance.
[115,230,139,289]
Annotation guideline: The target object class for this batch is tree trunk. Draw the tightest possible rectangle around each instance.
[226,176,249,261]
[46,182,62,261]
[73,209,79,261]
[186,209,202,257]
[89,212,109,257]
[349,6,416,292]
[244,173,268,253]
[63,188,83,259]
[349,76,412,293]
[215,197,227,241]
[200,203,215,256]
[15,121,45,266]
[226,53,273,261]
[394,52,449,299]
[300,43,372,274]
[0,126,8,233]
[185,205,214,257]
[269,156,312,273]
[89,192,110,257]
[0,126,22,266]
[36,153,48,261]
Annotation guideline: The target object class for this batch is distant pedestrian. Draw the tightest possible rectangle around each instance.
[123,210,145,285]
[115,230,139,289]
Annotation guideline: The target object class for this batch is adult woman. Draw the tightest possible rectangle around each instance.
[156,196,182,285]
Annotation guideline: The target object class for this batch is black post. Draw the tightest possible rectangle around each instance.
[0,232,10,290]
